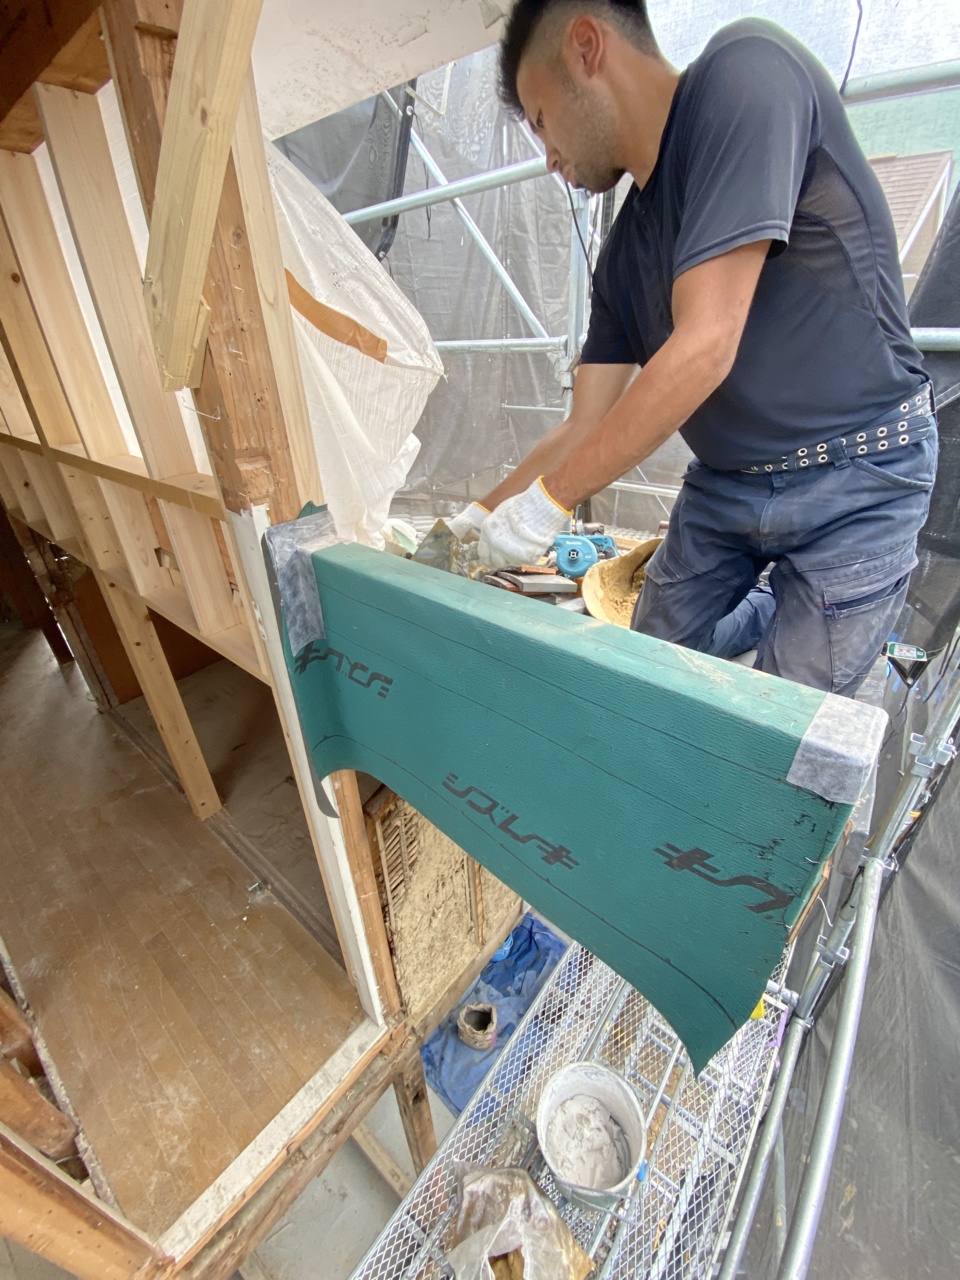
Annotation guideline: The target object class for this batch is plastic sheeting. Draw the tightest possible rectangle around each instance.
[744,746,960,1280]
[268,147,443,545]
[421,913,568,1116]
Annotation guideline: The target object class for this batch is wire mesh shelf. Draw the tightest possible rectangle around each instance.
[351,943,790,1280]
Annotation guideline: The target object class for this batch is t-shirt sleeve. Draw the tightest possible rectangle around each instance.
[674,36,818,278]
[581,276,636,364]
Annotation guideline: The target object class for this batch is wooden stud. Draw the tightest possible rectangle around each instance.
[97,479,177,601]
[18,454,78,545]
[0,448,46,526]
[35,83,196,480]
[101,0,304,524]
[101,579,221,820]
[0,1121,169,1280]
[143,0,264,390]
[0,504,73,666]
[0,215,82,450]
[0,991,42,1077]
[0,287,220,820]
[155,502,235,637]
[0,1059,77,1161]
[351,1122,412,1199]
[0,149,129,460]
[0,453,19,511]
[55,464,127,573]
[0,10,112,154]
[0,1,102,123]
[393,1054,437,1177]
[232,74,324,508]
[52,447,223,519]
[0,342,39,442]
[329,771,403,1021]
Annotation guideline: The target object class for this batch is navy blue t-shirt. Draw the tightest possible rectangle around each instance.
[580,19,927,471]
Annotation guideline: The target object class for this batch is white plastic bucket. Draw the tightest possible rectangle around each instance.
[536,1062,647,1212]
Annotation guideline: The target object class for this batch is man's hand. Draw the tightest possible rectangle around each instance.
[477,477,572,569]
[446,502,489,543]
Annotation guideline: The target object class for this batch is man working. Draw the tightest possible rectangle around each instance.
[451,0,937,696]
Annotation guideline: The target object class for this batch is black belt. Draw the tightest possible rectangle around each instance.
[740,386,934,475]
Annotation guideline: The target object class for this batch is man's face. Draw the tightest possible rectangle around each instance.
[516,53,624,194]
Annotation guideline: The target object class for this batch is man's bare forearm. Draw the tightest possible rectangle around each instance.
[544,241,772,509]
[544,335,722,509]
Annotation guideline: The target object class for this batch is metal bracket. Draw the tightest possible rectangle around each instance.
[908,731,957,778]
[814,939,850,970]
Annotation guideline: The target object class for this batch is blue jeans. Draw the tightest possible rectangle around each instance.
[631,429,938,695]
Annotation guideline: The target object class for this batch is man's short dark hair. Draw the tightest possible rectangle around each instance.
[499,0,656,115]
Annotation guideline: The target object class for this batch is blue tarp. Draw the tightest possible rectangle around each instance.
[421,913,568,1115]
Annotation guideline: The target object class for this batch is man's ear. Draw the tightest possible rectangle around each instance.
[565,15,605,79]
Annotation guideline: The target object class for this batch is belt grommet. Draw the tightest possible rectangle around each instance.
[856,432,866,442]
[900,434,909,445]
[819,455,828,462]
[800,458,809,466]
[858,445,868,454]
[765,464,773,472]
[878,426,887,437]
[901,403,910,412]
[798,447,807,456]
[817,443,827,451]
[898,421,907,429]
[878,440,888,450]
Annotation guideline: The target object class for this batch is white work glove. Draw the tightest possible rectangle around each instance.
[478,477,572,570]
[446,501,489,543]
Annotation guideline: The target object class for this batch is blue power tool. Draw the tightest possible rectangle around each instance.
[554,532,619,579]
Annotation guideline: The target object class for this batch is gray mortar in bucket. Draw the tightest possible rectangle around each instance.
[536,1062,647,1212]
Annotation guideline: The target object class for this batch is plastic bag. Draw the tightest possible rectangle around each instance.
[447,1168,592,1280]
[267,147,443,547]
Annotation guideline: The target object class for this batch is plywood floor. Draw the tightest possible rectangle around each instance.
[0,624,366,1238]
[117,657,342,957]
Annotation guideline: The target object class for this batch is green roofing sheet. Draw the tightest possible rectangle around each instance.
[269,528,885,1071]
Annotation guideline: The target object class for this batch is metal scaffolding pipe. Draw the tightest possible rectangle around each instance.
[344,157,548,225]
[776,667,960,1280]
[436,337,565,354]
[842,59,960,104]
[911,327,960,351]
[716,1017,807,1280]
[775,853,885,1280]
[382,94,549,340]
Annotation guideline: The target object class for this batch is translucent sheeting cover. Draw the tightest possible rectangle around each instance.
[268,148,442,545]
[746,738,960,1279]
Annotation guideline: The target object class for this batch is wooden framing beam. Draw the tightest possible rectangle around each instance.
[144,0,264,391]
[0,10,112,153]
[0,2,101,123]
[0,232,222,819]
[393,1054,437,1177]
[0,1121,170,1280]
[0,991,42,1077]
[0,1059,77,1161]
[101,0,306,522]
[100,578,222,819]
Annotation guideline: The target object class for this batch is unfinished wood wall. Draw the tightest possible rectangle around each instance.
[0,1,400,1018]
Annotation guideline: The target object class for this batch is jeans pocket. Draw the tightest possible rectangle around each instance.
[825,574,910,694]
[850,435,938,492]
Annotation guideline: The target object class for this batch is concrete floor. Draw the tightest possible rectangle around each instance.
[238,1085,456,1280]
